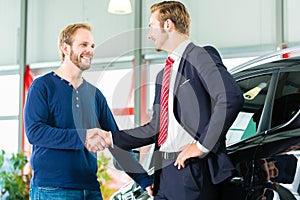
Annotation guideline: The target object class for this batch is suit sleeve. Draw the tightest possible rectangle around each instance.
[111,71,164,150]
[193,46,244,152]
[96,90,153,189]
[107,71,164,189]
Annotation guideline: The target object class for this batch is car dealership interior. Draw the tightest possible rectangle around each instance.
[1,0,300,199]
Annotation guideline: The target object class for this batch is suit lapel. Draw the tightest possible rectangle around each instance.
[173,42,196,96]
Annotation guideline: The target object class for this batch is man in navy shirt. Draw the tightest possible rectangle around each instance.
[24,23,152,200]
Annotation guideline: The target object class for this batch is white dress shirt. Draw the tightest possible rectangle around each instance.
[159,39,209,155]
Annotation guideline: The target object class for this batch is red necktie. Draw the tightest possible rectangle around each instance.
[158,56,174,146]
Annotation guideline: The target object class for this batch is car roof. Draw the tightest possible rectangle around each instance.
[229,46,300,76]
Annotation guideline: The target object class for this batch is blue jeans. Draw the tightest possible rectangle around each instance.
[30,185,103,200]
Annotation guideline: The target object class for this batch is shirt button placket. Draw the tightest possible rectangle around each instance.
[75,90,79,108]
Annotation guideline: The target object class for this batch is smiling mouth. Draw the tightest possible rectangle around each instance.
[81,56,92,63]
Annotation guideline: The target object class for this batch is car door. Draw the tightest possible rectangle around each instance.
[222,62,300,200]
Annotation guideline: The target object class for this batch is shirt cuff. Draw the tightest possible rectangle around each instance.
[196,141,209,157]
[108,131,114,148]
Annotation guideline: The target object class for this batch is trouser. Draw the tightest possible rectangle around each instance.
[154,156,220,200]
[30,184,102,200]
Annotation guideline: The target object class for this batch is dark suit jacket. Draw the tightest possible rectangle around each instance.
[112,43,244,185]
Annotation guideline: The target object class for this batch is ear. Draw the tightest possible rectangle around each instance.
[61,42,71,57]
[164,19,174,32]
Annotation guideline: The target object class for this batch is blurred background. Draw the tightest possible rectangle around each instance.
[1,0,300,198]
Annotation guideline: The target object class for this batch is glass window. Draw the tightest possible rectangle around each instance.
[0,75,19,116]
[0,120,19,154]
[0,74,20,154]
[226,74,272,146]
[271,71,300,128]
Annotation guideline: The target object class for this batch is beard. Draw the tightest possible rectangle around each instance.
[70,49,92,71]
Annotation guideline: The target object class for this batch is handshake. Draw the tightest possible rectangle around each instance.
[84,128,112,153]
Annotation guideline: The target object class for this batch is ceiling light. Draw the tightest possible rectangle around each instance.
[108,0,132,14]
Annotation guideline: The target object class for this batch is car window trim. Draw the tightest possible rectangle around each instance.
[257,69,280,132]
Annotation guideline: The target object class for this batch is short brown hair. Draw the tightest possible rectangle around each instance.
[150,1,190,35]
[58,23,92,61]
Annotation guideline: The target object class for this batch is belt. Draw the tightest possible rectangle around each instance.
[159,151,180,160]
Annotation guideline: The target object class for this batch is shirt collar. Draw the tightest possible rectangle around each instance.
[169,39,192,62]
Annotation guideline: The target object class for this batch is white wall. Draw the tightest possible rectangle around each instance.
[3,0,300,66]
[0,0,20,65]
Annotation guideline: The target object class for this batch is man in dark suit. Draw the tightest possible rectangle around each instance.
[92,1,244,199]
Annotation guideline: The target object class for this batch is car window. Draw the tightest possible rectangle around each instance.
[226,74,272,146]
[271,71,300,128]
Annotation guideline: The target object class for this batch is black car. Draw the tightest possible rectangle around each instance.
[110,46,300,200]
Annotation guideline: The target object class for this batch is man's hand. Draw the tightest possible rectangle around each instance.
[145,184,154,198]
[174,143,204,170]
[85,128,112,153]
